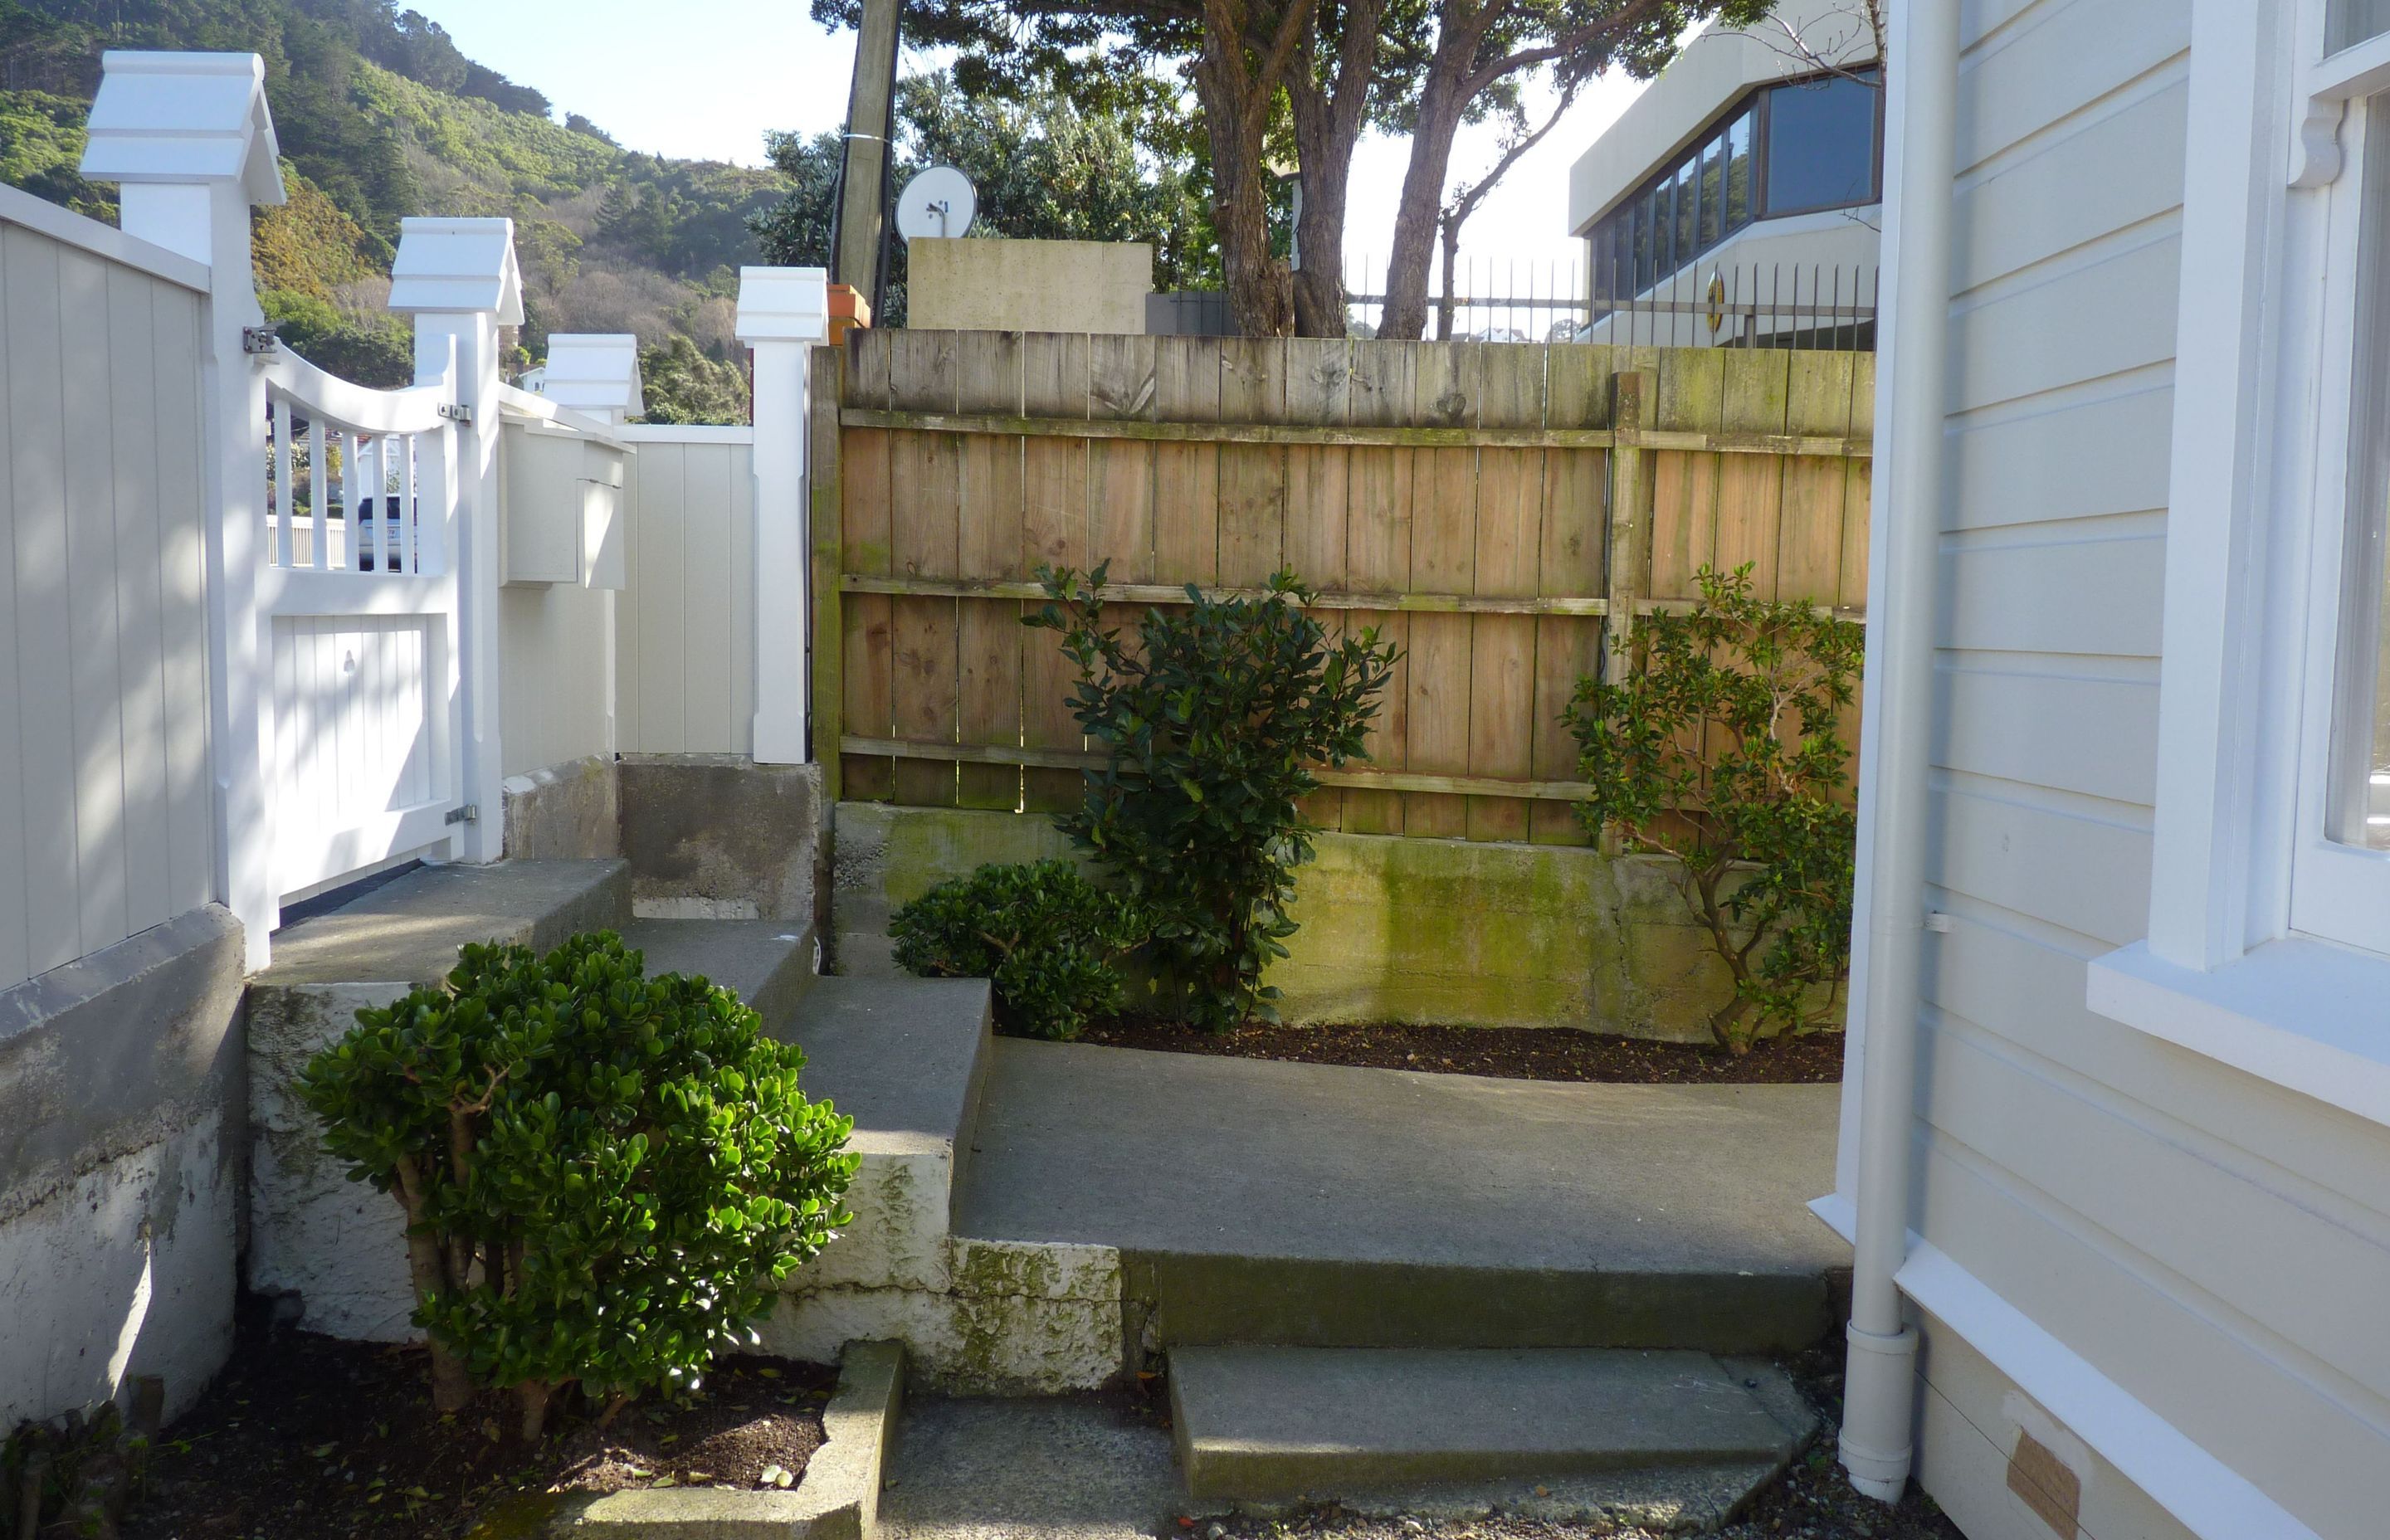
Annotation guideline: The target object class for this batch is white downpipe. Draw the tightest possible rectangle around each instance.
[1840,0,1960,1503]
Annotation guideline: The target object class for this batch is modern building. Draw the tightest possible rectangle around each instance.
[1567,2,1880,346]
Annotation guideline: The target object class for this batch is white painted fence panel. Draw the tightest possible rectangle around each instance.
[617,427,756,755]
[0,212,214,995]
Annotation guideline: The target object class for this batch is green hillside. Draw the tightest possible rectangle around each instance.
[0,0,766,413]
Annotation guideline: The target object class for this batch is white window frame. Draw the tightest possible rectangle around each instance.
[2085,0,2390,1125]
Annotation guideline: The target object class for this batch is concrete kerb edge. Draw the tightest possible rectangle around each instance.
[555,1338,905,1538]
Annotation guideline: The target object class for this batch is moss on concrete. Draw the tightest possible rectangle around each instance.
[832,803,1729,1042]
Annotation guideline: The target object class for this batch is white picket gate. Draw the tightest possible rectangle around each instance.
[256,349,469,898]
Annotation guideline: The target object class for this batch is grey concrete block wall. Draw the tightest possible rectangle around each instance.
[618,755,824,925]
[0,904,248,1426]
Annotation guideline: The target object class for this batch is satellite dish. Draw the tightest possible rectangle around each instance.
[895,165,979,242]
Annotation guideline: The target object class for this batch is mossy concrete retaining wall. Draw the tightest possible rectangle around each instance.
[830,802,1730,1042]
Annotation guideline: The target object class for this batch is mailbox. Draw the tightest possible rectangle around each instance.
[503,420,628,589]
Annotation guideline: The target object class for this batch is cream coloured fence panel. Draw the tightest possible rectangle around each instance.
[617,426,755,755]
[0,215,214,994]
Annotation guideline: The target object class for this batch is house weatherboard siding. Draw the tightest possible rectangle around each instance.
[1833,2,2390,1536]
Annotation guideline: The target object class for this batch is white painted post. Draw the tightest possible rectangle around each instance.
[735,268,830,765]
[80,51,288,971]
[388,218,524,863]
[536,334,646,755]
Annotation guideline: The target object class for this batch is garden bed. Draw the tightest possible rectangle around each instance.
[120,1332,837,1540]
[1068,1017,1843,1084]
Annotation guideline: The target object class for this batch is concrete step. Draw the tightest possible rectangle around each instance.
[622,917,818,1029]
[954,1041,1847,1356]
[762,976,996,1300]
[259,858,630,990]
[1168,1346,1811,1503]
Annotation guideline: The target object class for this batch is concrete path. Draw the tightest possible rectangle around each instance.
[959,1042,1843,1275]
[880,1398,1221,1540]
[954,1042,1847,1352]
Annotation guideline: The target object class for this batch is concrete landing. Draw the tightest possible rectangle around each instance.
[260,859,628,987]
[623,918,817,1027]
[1168,1347,1806,1500]
[956,1042,1848,1354]
[774,977,994,1171]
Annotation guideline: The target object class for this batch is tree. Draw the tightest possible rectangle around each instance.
[1373,0,1769,339]
[815,0,1298,334]
[1433,74,1577,339]
[750,70,1212,323]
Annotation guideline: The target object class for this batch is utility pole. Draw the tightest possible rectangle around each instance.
[832,0,903,316]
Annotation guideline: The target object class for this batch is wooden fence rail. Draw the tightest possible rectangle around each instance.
[809,331,1872,846]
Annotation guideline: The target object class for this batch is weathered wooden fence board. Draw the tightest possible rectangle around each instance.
[812,331,1873,846]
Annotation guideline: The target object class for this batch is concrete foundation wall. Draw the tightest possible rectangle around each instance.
[502,754,622,861]
[0,905,247,1425]
[619,756,823,924]
[831,802,1734,1040]
[905,239,1153,334]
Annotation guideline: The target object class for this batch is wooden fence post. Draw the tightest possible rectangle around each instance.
[1604,369,1650,677]
[809,342,846,802]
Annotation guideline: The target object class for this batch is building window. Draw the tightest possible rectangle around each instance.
[2329,0,2390,54]
[2295,94,2390,946]
[1762,71,1880,217]
[1584,76,1873,313]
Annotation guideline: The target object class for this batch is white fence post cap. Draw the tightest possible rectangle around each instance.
[79,51,285,206]
[388,217,524,324]
[735,266,831,344]
[538,334,646,419]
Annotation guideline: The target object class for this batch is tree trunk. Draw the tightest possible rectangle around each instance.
[392,1157,475,1414]
[1285,9,1378,339]
[519,1380,554,1443]
[1378,64,1471,341]
[1192,9,1295,338]
[1436,212,1461,339]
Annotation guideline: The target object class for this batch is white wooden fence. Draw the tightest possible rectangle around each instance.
[0,51,825,980]
[0,188,217,996]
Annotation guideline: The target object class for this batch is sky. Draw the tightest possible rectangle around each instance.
[398,0,1654,307]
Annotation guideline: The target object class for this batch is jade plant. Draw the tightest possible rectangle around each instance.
[890,859,1145,1040]
[1564,564,1862,1053]
[1027,563,1400,1031]
[298,933,856,1438]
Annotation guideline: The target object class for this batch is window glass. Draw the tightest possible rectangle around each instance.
[2330,0,2390,54]
[2326,103,2390,851]
[1725,112,1753,230]
[1699,134,1724,248]
[1633,197,1653,290]
[1763,73,1878,215]
[1675,157,1699,270]
[1652,181,1674,277]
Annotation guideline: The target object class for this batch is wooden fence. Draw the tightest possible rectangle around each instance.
[807,331,1872,846]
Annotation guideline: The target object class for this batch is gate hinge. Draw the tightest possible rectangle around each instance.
[446,804,480,826]
[241,325,281,356]
[437,402,474,424]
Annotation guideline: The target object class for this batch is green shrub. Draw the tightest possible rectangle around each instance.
[297,933,856,1438]
[1027,564,1401,1031]
[889,860,1144,1040]
[1564,565,1861,1053]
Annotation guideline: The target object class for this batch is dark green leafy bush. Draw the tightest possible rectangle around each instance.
[1564,565,1861,1053]
[890,859,1144,1040]
[1027,563,1401,1031]
[298,933,856,1437]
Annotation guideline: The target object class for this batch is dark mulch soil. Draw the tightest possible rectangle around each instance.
[1070,1016,1843,1085]
[119,1331,836,1540]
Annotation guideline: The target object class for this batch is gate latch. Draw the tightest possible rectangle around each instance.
[241,325,281,356]
[446,805,479,826]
